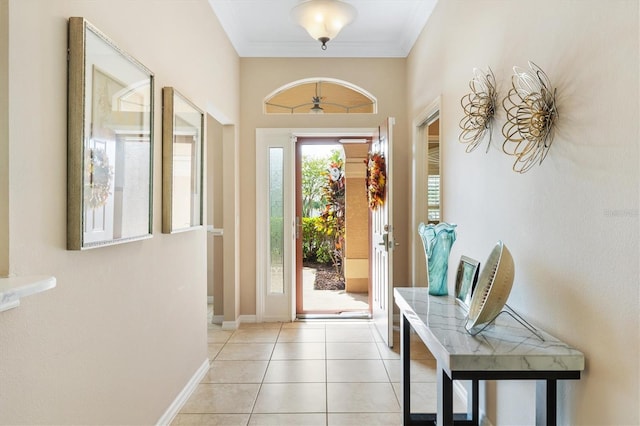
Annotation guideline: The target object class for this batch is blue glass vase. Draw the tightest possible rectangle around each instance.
[418,222,457,296]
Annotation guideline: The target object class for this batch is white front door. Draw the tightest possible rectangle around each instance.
[371,117,395,347]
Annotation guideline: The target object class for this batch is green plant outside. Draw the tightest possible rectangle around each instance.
[302,217,333,264]
[301,149,345,276]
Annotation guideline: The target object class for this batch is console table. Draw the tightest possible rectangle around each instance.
[394,288,584,426]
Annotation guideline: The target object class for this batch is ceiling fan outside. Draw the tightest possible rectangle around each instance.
[263,79,376,114]
[310,82,325,113]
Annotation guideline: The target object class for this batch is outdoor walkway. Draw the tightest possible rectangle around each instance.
[302,267,369,314]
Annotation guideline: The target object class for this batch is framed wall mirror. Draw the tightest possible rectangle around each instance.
[67,17,154,250]
[161,87,204,233]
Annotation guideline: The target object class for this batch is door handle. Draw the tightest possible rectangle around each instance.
[378,233,399,250]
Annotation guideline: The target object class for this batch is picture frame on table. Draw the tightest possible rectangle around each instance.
[455,255,480,310]
[161,87,204,234]
[67,17,154,250]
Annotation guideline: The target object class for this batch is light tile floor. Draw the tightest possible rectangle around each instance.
[171,321,465,426]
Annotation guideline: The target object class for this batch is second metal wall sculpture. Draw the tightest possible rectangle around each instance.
[502,61,558,173]
[459,62,559,174]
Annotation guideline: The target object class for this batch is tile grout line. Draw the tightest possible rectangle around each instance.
[324,323,329,426]
[246,322,283,424]
[228,327,254,425]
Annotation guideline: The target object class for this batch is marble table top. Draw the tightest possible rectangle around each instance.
[394,287,585,374]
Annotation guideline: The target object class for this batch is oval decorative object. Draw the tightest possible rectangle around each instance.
[465,241,515,333]
[502,61,558,173]
[459,67,497,153]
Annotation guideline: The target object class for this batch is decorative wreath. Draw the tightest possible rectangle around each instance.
[84,147,113,209]
[365,152,386,210]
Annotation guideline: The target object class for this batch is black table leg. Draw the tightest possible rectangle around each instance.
[536,379,557,426]
[471,379,479,425]
[401,313,412,426]
[438,367,454,426]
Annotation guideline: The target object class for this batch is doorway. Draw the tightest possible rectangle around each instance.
[295,138,371,318]
[255,127,383,324]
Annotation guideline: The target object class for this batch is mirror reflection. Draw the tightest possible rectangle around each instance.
[426,118,440,224]
[67,17,154,250]
[162,88,204,233]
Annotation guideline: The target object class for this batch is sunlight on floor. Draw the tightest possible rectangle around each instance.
[302,267,369,313]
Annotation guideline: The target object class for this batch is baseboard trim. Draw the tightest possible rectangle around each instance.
[156,358,209,425]
[221,320,238,330]
[211,315,224,325]
[480,412,494,426]
[261,315,290,322]
[222,315,257,330]
[239,314,256,323]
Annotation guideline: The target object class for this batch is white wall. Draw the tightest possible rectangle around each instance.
[407,1,639,424]
[0,0,239,423]
[0,0,8,276]
[207,116,225,317]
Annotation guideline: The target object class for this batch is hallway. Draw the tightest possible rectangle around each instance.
[171,321,465,425]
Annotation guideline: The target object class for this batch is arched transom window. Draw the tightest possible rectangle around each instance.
[264,78,377,114]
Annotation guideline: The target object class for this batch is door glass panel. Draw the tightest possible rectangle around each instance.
[269,147,285,294]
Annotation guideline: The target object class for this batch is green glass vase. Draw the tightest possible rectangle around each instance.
[418,222,457,296]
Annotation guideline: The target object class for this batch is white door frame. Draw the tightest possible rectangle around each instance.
[371,117,395,347]
[256,127,374,322]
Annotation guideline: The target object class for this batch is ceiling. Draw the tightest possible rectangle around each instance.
[207,0,438,58]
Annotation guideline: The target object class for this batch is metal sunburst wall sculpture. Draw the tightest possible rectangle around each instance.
[459,67,497,153]
[502,61,558,173]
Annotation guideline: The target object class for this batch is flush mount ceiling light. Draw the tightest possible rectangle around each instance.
[291,0,357,50]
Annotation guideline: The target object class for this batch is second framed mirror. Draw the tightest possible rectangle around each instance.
[162,87,204,233]
[411,97,441,286]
